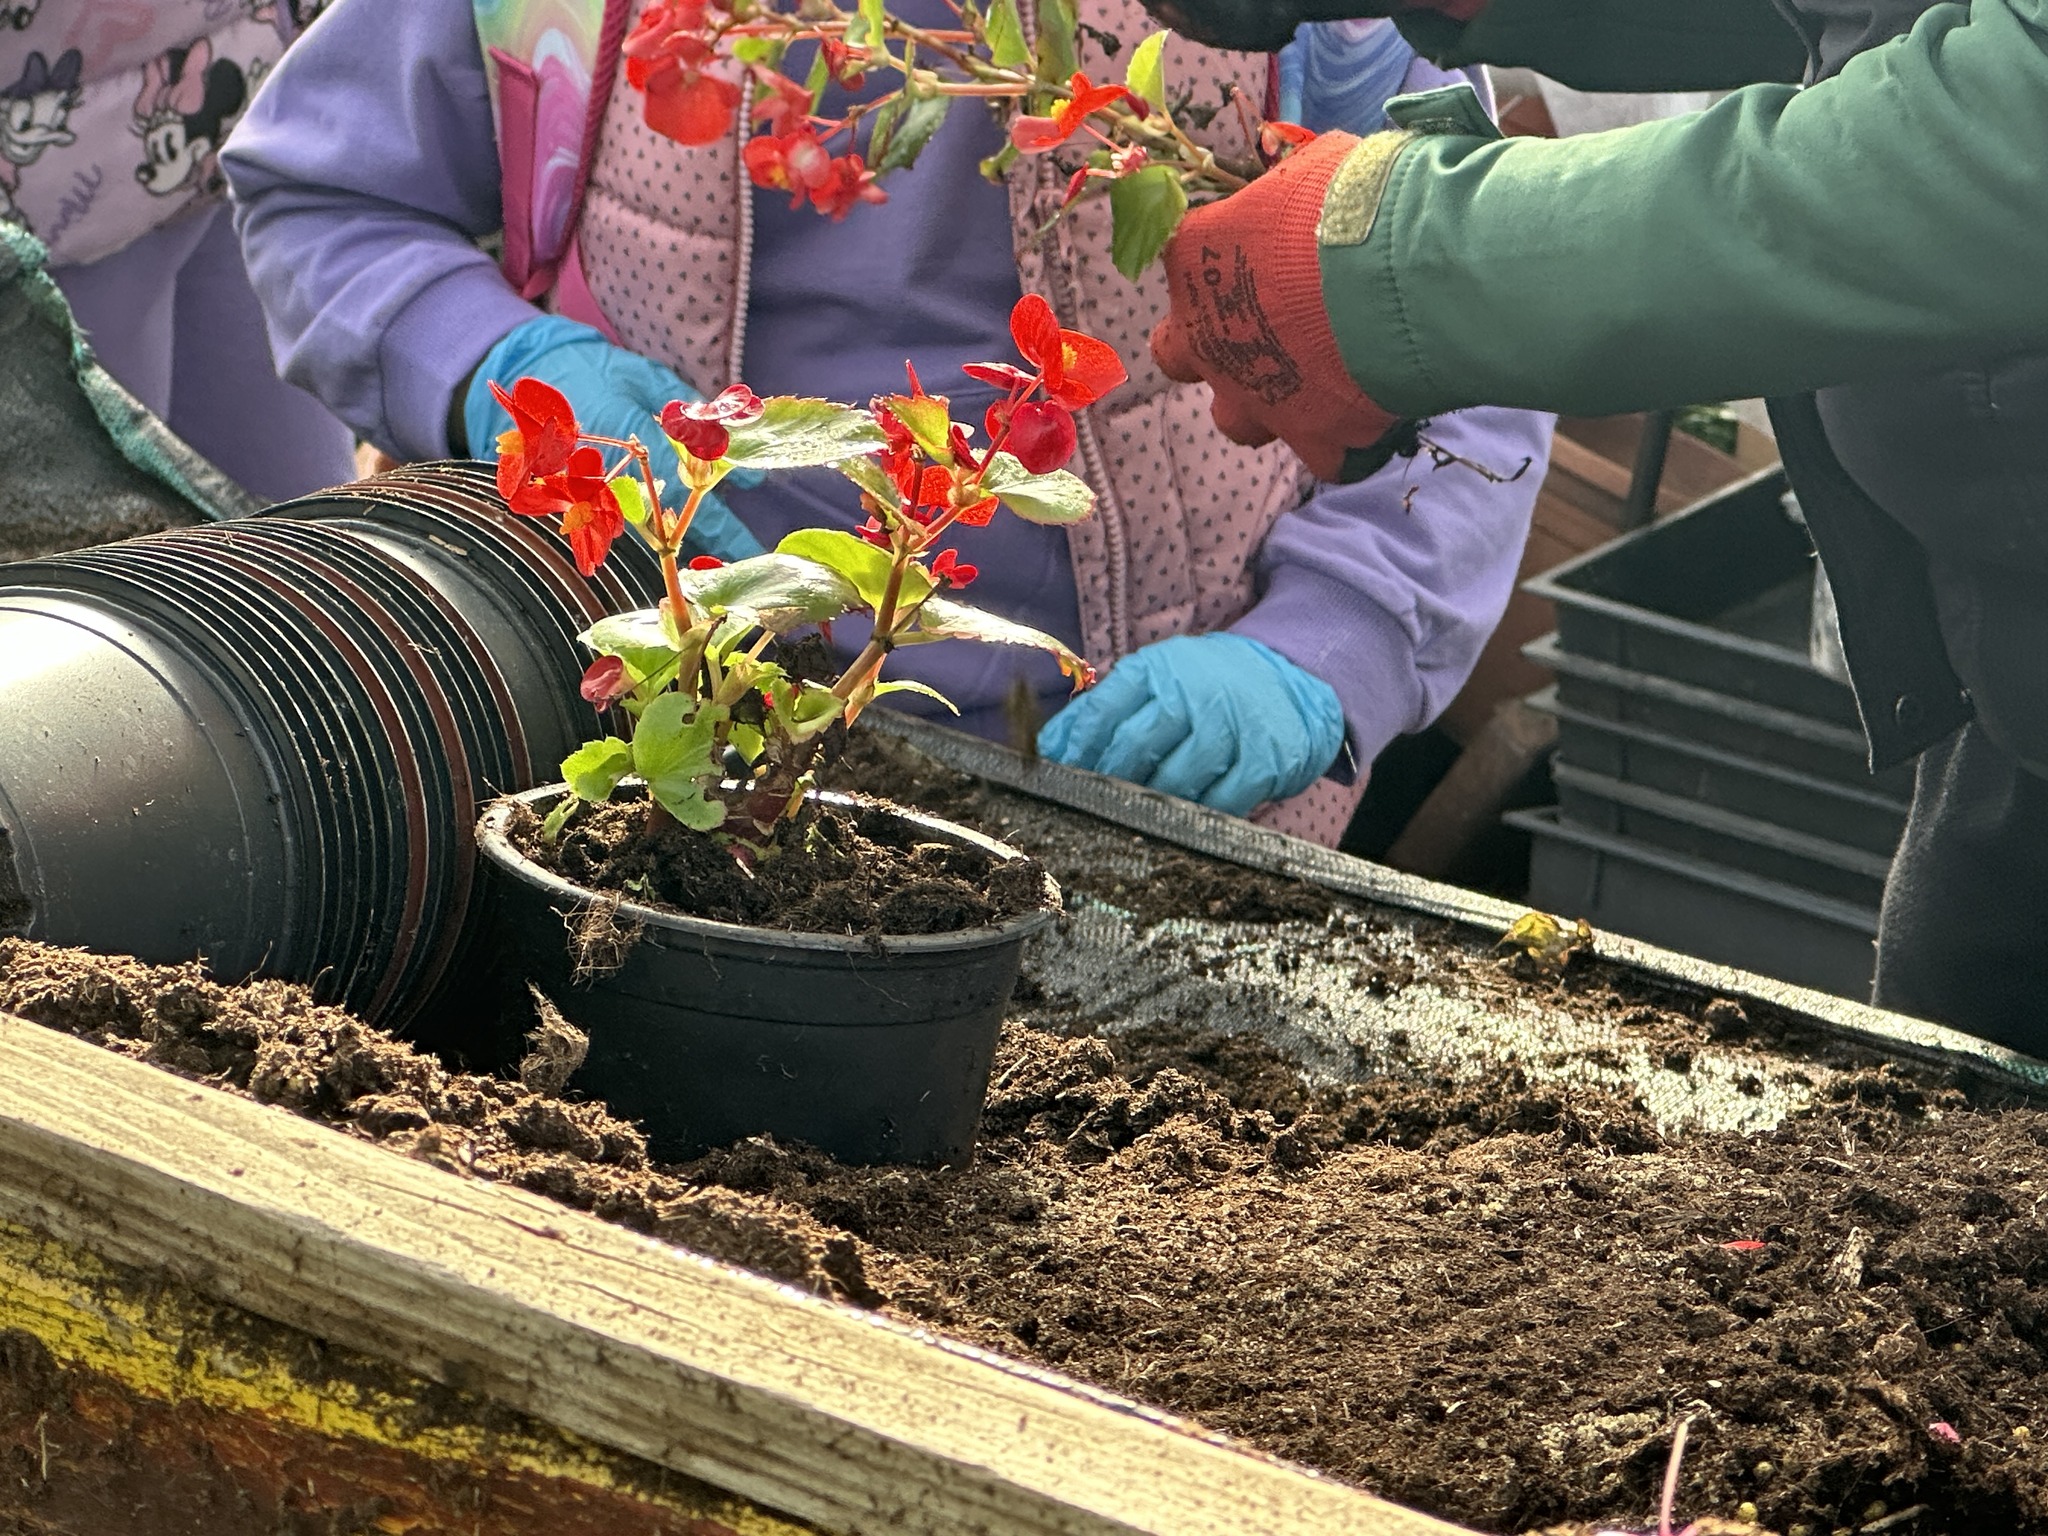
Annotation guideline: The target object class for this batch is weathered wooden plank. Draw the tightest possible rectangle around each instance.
[0,1012,1471,1536]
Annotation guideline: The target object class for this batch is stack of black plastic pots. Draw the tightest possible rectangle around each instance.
[0,462,659,1033]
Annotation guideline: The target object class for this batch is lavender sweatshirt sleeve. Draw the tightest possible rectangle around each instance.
[1229,44,1555,774]
[1229,406,1552,772]
[220,0,538,460]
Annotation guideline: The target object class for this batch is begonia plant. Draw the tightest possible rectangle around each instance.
[621,0,1294,277]
[492,293,1123,859]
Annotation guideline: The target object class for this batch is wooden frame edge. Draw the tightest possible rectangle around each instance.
[0,1012,1471,1536]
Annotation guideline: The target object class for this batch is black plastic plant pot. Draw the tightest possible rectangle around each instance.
[476,785,1058,1167]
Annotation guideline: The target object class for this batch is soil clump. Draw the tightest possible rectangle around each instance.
[507,789,1053,936]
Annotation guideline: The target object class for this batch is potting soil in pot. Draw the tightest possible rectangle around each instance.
[5,727,2046,1536]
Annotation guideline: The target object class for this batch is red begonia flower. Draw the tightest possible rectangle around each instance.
[688,555,725,571]
[930,548,978,588]
[744,126,834,207]
[554,446,627,575]
[580,655,631,706]
[750,69,813,134]
[809,152,886,220]
[950,488,999,527]
[1009,72,1142,153]
[962,360,1036,393]
[1258,119,1317,163]
[821,38,868,89]
[997,398,1078,474]
[489,377,578,503]
[1009,293,1127,409]
[660,383,764,462]
[633,55,743,146]
[857,514,891,548]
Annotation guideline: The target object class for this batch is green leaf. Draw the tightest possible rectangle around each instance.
[721,396,888,472]
[848,0,886,48]
[985,0,1030,69]
[1035,0,1078,84]
[904,596,1094,686]
[677,551,863,635]
[541,796,578,841]
[979,142,1020,183]
[632,694,727,831]
[873,678,960,714]
[882,393,955,463]
[729,722,765,764]
[777,529,933,612]
[560,737,634,804]
[1125,30,1167,108]
[838,454,897,505]
[865,94,904,168]
[610,474,649,528]
[1108,164,1188,280]
[803,45,831,107]
[582,609,675,662]
[982,453,1097,525]
[874,94,951,173]
[731,35,786,67]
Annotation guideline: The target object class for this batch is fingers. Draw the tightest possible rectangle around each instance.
[1147,726,1239,808]
[1149,314,1206,386]
[1039,660,1156,770]
[1092,695,1194,787]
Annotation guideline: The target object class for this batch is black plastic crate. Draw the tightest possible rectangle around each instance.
[1530,636,1916,800]
[1531,688,1908,857]
[1525,465,1861,727]
[1510,807,1878,999]
[1550,762,1892,909]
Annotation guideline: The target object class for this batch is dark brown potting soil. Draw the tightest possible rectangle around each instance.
[506,789,1054,936]
[6,932,2046,1536]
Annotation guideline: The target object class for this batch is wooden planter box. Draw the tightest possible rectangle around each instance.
[2,718,2035,1536]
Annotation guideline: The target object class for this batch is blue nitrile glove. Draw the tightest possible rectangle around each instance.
[463,316,765,562]
[1038,633,1347,816]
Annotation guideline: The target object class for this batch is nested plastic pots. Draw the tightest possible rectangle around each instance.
[476,785,1059,1166]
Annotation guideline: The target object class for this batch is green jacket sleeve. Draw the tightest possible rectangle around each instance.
[1322,0,2048,419]
[1397,0,1805,92]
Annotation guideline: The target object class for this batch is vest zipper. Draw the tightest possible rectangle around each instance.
[728,110,757,384]
[1019,0,1132,658]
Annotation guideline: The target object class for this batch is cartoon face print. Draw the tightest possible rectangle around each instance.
[1,0,41,32]
[1,48,82,190]
[132,40,247,198]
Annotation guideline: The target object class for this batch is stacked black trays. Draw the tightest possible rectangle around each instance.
[1508,467,1909,999]
[0,462,661,1037]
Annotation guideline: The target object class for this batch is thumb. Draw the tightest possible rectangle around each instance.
[1150,314,1206,386]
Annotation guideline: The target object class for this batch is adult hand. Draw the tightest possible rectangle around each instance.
[464,316,765,562]
[1151,132,1413,484]
[1038,634,1346,816]
[1138,0,1485,59]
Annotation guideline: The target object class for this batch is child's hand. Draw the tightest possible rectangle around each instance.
[1038,634,1345,816]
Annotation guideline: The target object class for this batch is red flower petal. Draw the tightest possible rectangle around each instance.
[1005,400,1077,474]
[644,67,741,147]
[580,655,630,705]
[1046,330,1128,408]
[687,554,725,570]
[963,361,1036,392]
[1008,114,1071,153]
[1009,294,1062,372]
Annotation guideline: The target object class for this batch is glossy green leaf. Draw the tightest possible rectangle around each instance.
[632,694,727,831]
[986,0,1030,67]
[837,453,897,505]
[677,552,863,635]
[1035,0,1078,85]
[982,452,1097,525]
[1108,163,1188,280]
[611,474,649,528]
[580,610,681,688]
[560,736,634,804]
[875,94,951,173]
[882,393,955,463]
[721,396,888,471]
[873,678,960,714]
[1125,30,1167,108]
[777,529,934,613]
[904,595,1094,686]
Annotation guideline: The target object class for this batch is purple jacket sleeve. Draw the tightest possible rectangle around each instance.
[220,0,538,460]
[1230,406,1553,775]
[1229,50,1555,777]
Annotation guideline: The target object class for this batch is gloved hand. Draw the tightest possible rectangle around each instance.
[463,316,765,562]
[1038,633,1346,816]
[1140,0,1485,56]
[1151,132,1413,484]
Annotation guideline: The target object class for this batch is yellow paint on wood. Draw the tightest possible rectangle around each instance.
[0,1218,810,1536]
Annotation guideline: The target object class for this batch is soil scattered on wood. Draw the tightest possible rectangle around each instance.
[508,790,1054,936]
[7,934,2047,1536]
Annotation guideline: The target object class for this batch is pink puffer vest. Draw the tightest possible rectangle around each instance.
[2,2,292,267]
[560,0,1365,844]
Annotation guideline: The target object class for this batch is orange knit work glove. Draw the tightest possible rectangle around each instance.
[1150,132,1412,485]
